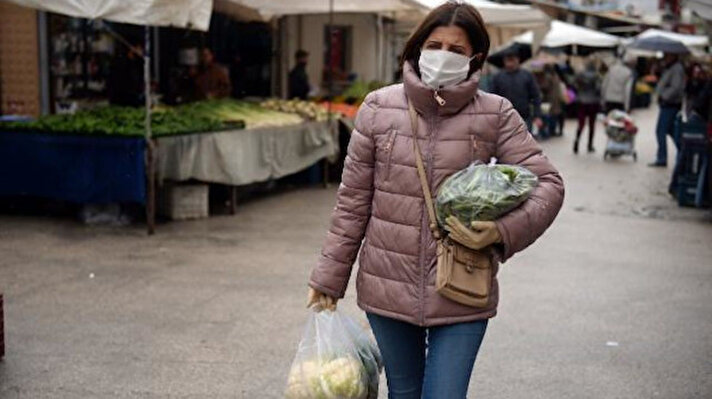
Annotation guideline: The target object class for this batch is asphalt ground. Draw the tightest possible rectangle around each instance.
[1,105,710,398]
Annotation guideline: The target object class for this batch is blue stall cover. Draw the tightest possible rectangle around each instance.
[0,132,146,204]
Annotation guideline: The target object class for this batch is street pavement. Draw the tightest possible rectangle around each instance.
[0,105,710,398]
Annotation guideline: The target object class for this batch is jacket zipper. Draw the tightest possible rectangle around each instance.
[434,90,446,106]
[384,130,397,181]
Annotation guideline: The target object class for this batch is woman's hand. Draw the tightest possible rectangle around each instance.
[445,216,502,250]
[306,287,338,312]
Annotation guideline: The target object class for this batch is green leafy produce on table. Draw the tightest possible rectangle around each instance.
[435,159,538,228]
[0,99,308,136]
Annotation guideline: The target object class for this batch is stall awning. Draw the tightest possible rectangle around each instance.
[413,0,550,28]
[214,0,425,21]
[1,0,213,30]
[636,28,709,49]
[512,20,621,49]
[687,0,712,22]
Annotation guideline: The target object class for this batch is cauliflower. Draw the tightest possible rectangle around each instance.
[285,356,367,399]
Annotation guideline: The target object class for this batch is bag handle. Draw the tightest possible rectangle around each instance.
[408,101,441,240]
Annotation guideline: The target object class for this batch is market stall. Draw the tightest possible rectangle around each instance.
[0,132,145,204]
[406,0,551,49]
[158,120,337,186]
[0,98,341,211]
[510,20,622,55]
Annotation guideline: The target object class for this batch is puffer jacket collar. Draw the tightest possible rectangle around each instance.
[403,61,480,117]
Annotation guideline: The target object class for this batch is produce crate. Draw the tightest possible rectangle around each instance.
[1,293,4,359]
[677,178,702,207]
[158,183,209,220]
[678,143,707,178]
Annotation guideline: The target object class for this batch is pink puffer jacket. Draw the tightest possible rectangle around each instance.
[310,62,564,326]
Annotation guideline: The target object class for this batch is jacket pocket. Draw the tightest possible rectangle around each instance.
[384,129,397,181]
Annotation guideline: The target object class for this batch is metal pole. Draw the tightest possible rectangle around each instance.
[144,25,156,235]
[323,0,335,188]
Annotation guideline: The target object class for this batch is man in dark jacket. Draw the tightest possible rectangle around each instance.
[491,51,543,133]
[650,53,686,167]
[288,49,311,100]
[108,43,144,107]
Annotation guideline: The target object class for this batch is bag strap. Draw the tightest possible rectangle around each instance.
[408,101,441,240]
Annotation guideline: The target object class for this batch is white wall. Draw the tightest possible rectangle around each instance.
[281,13,395,97]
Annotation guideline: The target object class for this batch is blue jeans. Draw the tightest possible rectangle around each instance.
[366,313,488,399]
[655,105,681,164]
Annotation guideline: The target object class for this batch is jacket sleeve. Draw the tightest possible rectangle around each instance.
[309,95,377,298]
[659,65,685,103]
[493,98,565,262]
[601,72,610,103]
[624,70,633,112]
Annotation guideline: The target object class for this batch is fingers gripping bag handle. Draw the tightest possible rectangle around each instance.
[285,310,380,399]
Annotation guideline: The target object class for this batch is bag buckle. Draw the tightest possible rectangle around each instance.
[465,262,475,273]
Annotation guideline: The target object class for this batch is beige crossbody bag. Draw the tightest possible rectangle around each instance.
[408,101,493,308]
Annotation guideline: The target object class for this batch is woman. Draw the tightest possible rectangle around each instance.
[573,61,601,154]
[307,2,565,398]
[538,64,564,138]
[685,63,708,119]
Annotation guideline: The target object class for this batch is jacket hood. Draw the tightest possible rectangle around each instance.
[403,61,480,117]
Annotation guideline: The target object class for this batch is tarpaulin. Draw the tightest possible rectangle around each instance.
[3,0,212,30]
[158,121,338,186]
[0,132,146,204]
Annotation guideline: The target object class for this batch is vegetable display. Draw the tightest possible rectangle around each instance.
[341,81,386,104]
[435,159,538,227]
[0,100,306,137]
[260,99,336,122]
[285,311,382,399]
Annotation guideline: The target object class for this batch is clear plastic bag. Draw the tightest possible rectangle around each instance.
[435,158,538,227]
[285,310,382,399]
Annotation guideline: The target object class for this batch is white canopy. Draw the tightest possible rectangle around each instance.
[636,28,709,49]
[513,20,621,49]
[413,0,550,28]
[215,0,425,20]
[687,0,712,22]
[2,0,213,30]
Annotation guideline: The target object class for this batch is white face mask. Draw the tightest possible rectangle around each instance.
[418,49,474,90]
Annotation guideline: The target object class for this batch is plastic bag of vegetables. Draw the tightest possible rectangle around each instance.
[285,310,381,399]
[435,158,538,227]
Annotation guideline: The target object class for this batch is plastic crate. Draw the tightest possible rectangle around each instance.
[677,180,701,207]
[677,138,708,179]
[158,183,209,220]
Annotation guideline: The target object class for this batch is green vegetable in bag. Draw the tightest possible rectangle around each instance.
[435,158,538,227]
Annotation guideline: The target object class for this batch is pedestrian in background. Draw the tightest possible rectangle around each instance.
[490,48,543,133]
[573,61,601,154]
[684,63,707,119]
[108,42,144,107]
[194,48,231,100]
[649,53,686,167]
[288,49,311,100]
[555,59,575,135]
[306,2,564,398]
[538,64,564,138]
[601,56,633,113]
